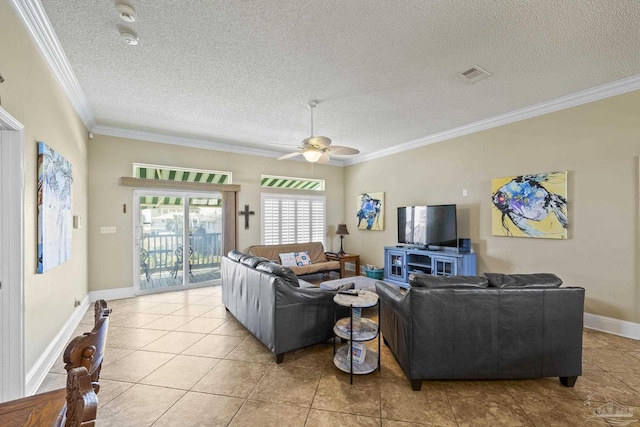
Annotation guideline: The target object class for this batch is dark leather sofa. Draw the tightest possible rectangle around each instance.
[376,273,585,391]
[221,251,345,363]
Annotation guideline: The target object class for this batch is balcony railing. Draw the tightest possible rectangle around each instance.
[140,232,222,277]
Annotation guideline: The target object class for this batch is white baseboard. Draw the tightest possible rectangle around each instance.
[25,294,91,396]
[584,313,640,340]
[89,286,135,302]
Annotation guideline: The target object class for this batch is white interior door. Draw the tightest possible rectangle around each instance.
[0,111,26,402]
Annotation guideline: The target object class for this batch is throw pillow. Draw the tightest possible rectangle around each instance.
[295,251,312,266]
[484,273,563,288]
[279,252,297,267]
[409,274,489,289]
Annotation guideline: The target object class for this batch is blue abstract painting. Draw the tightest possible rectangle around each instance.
[491,171,567,239]
[356,192,384,231]
[38,142,73,273]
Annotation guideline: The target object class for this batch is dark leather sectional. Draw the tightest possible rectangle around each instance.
[376,273,585,390]
[221,251,346,363]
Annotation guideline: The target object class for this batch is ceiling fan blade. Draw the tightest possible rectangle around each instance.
[278,152,302,160]
[327,146,360,155]
[316,153,331,164]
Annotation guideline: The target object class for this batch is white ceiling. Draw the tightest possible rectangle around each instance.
[35,0,640,162]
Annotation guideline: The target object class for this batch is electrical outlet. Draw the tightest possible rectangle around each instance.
[462,189,468,197]
[101,226,116,234]
[74,299,81,307]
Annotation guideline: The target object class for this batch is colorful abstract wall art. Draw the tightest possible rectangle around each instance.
[491,171,567,239]
[356,192,384,231]
[37,142,73,273]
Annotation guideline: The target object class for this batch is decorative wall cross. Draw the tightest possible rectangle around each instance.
[239,204,255,229]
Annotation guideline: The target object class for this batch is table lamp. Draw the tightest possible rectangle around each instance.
[336,223,349,255]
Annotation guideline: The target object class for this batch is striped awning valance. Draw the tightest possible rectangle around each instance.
[261,175,324,191]
[134,164,231,185]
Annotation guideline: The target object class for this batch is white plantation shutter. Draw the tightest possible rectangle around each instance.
[261,194,326,246]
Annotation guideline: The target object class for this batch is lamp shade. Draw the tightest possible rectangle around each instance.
[336,223,349,236]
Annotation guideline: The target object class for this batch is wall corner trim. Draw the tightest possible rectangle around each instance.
[584,313,640,341]
[25,294,91,396]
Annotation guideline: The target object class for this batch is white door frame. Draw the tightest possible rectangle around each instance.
[0,107,25,401]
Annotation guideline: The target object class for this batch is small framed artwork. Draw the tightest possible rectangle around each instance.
[356,192,384,231]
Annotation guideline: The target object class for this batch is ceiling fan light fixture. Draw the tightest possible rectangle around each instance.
[302,148,323,163]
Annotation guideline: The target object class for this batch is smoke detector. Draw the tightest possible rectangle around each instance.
[458,65,492,84]
[119,29,139,45]
[116,4,137,23]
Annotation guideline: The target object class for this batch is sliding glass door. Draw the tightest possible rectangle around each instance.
[134,190,223,293]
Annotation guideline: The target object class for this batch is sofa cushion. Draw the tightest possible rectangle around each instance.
[240,256,270,268]
[290,261,340,276]
[227,250,246,262]
[295,251,312,266]
[248,242,328,264]
[409,274,489,289]
[484,273,563,288]
[279,252,297,267]
[256,262,300,287]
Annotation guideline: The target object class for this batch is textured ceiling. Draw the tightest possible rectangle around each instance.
[40,0,640,159]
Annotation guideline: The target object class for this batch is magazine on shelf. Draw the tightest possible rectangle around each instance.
[346,342,367,364]
[336,318,376,335]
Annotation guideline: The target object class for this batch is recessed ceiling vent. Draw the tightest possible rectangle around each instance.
[458,65,492,84]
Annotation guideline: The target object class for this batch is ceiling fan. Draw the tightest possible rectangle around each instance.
[277,101,360,163]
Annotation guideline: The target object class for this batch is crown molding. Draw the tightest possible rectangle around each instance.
[92,125,345,167]
[12,0,639,167]
[0,107,25,130]
[344,73,640,166]
[10,0,96,130]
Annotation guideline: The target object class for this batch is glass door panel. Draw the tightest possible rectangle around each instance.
[138,194,185,291]
[186,196,223,285]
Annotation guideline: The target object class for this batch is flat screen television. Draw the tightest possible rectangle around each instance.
[426,204,458,248]
[397,204,457,248]
[397,206,427,245]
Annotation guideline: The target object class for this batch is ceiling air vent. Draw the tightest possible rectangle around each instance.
[458,66,492,84]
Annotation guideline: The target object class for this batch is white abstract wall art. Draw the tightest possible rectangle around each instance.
[37,142,73,273]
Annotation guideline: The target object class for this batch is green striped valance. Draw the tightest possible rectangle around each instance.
[134,163,232,185]
[261,175,324,191]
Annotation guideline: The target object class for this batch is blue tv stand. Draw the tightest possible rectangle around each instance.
[384,246,477,288]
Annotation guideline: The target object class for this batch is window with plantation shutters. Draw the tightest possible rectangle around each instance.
[261,193,326,246]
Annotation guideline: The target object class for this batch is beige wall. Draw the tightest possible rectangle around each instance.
[1,2,89,370]
[345,89,640,323]
[88,135,344,291]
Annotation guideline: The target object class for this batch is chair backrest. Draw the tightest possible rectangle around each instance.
[63,300,111,393]
[64,366,98,427]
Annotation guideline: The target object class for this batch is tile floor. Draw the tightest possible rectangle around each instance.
[38,285,640,426]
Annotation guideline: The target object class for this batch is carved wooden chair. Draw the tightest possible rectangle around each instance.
[0,300,111,426]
